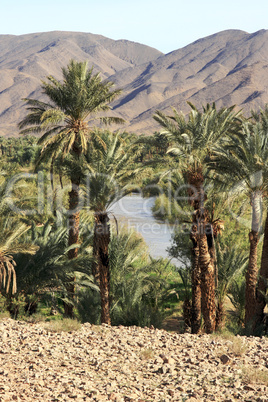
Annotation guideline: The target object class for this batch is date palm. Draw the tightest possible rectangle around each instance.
[153,102,241,333]
[251,106,268,333]
[84,130,134,324]
[19,60,124,316]
[0,175,38,295]
[13,217,96,314]
[210,119,268,331]
[255,213,268,334]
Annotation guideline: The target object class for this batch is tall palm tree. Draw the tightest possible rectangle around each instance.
[251,106,268,332]
[153,102,241,333]
[210,119,268,331]
[254,213,268,334]
[19,60,124,316]
[84,130,134,324]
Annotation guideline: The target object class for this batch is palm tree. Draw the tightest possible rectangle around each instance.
[109,227,149,325]
[19,60,124,316]
[153,102,241,333]
[0,173,38,296]
[13,219,70,314]
[254,213,268,333]
[251,106,268,333]
[210,119,268,331]
[84,130,134,324]
[14,216,96,314]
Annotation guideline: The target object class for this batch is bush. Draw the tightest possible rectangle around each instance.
[77,288,101,324]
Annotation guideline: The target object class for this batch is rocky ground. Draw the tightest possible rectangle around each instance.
[0,318,267,401]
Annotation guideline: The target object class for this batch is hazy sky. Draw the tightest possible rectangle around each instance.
[1,0,268,53]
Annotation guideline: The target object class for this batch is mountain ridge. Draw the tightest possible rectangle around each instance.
[0,29,268,136]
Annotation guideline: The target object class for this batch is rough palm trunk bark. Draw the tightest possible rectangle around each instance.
[187,169,203,334]
[207,223,221,331]
[254,212,268,332]
[93,211,111,325]
[64,175,80,317]
[190,229,201,334]
[199,228,216,333]
[68,177,80,259]
[183,299,192,332]
[208,226,218,290]
[245,230,259,328]
[215,301,225,331]
[245,190,262,331]
[198,186,216,333]
[187,168,216,333]
[64,140,82,318]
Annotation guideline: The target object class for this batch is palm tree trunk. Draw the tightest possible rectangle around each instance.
[63,140,82,318]
[187,168,216,333]
[183,299,192,332]
[64,176,80,318]
[198,224,216,334]
[190,229,201,334]
[187,169,203,334]
[215,301,225,330]
[245,230,259,330]
[208,227,218,290]
[245,191,262,331]
[68,178,80,259]
[254,211,268,332]
[207,224,222,331]
[93,211,111,325]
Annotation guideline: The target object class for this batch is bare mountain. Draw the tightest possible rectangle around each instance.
[1,29,268,136]
[0,31,162,136]
[110,29,268,133]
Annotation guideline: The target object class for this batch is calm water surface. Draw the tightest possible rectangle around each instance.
[110,195,176,260]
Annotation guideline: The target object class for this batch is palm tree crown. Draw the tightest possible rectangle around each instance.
[153,103,241,174]
[85,130,132,212]
[19,59,125,163]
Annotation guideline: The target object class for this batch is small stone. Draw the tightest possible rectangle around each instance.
[220,354,231,364]
[243,384,256,391]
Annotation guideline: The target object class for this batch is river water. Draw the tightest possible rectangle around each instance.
[110,195,176,261]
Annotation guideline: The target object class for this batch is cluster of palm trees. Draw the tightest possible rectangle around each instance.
[1,59,267,334]
[153,103,268,334]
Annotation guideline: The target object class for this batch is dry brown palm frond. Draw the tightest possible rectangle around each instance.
[0,223,39,294]
[0,254,17,294]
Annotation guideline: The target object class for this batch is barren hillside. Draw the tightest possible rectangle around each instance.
[0,31,162,136]
[1,29,268,136]
[110,29,268,133]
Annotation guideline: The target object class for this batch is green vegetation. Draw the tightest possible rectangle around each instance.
[0,61,267,337]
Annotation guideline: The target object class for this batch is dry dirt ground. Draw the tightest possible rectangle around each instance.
[0,318,267,401]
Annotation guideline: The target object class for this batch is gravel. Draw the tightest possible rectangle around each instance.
[0,318,267,401]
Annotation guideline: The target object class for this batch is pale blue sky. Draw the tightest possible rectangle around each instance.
[1,0,268,53]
